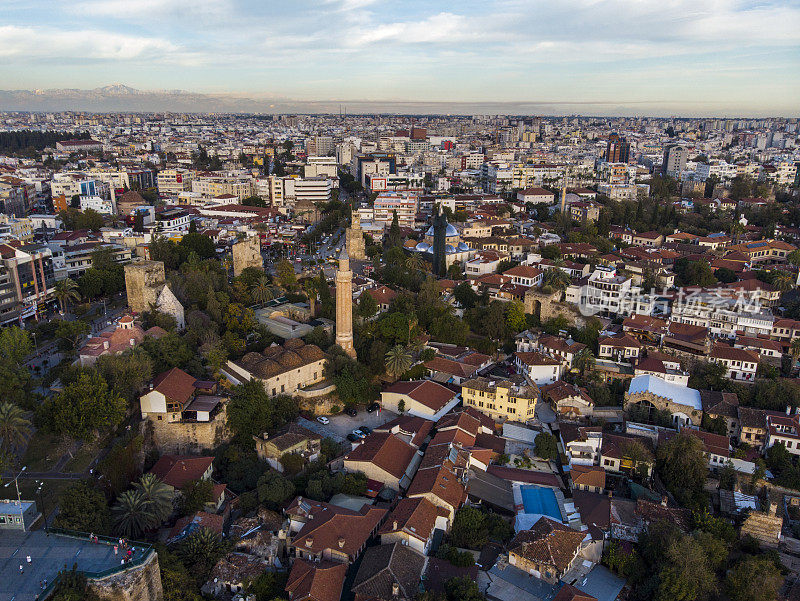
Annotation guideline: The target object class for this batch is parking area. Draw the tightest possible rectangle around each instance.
[305,407,399,441]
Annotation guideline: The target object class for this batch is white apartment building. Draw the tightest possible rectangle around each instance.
[304,156,338,179]
[709,345,759,382]
[373,192,418,227]
[284,177,332,205]
[579,267,651,317]
[79,195,116,215]
[695,161,738,182]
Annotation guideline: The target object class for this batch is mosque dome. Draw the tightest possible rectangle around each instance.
[425,223,459,237]
[457,242,470,251]
[445,244,456,253]
[415,241,431,252]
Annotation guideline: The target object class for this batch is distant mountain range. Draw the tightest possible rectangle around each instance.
[0,84,773,116]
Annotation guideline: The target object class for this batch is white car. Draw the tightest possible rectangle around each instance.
[316,416,330,425]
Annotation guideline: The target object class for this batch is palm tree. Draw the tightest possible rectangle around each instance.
[251,276,274,305]
[0,402,32,453]
[54,278,81,314]
[113,489,157,538]
[542,268,571,291]
[573,348,595,377]
[177,527,225,571]
[303,280,318,317]
[385,345,413,379]
[405,254,423,272]
[790,338,800,366]
[134,474,174,524]
[772,271,794,293]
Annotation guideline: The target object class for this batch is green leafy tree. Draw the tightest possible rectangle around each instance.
[227,380,298,440]
[453,282,479,309]
[504,301,527,333]
[534,432,558,461]
[358,291,379,318]
[275,259,297,289]
[725,554,782,601]
[386,211,402,248]
[450,507,489,549]
[39,371,126,441]
[655,535,717,601]
[54,481,111,534]
[257,470,295,508]
[55,319,90,352]
[179,479,214,516]
[279,452,306,476]
[656,431,707,508]
[176,527,227,578]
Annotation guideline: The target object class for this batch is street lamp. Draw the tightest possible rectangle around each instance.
[4,466,27,532]
[35,480,47,533]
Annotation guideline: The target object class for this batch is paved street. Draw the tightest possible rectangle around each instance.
[298,408,398,444]
[0,530,148,601]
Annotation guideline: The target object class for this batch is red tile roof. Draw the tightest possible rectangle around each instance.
[149,455,214,489]
[285,560,348,601]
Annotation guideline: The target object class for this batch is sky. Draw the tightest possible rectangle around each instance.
[1,0,800,115]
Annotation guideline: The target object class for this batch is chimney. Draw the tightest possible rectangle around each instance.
[787,405,792,415]
[392,520,398,530]
[661,495,668,507]
[305,537,313,548]
[337,537,345,548]
[392,582,400,597]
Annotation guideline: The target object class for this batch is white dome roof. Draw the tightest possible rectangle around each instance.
[415,241,431,252]
[425,223,459,237]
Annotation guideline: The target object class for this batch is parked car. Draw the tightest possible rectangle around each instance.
[345,407,358,417]
[352,429,366,439]
[359,425,372,435]
[316,416,330,425]
[346,433,360,442]
[367,402,380,413]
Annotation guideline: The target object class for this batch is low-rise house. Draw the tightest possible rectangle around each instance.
[599,433,654,477]
[140,367,218,422]
[633,353,689,386]
[350,542,426,601]
[504,264,544,288]
[424,356,480,385]
[508,517,589,584]
[285,497,387,564]
[622,314,668,346]
[149,454,214,495]
[285,559,348,601]
[734,335,783,362]
[514,351,562,386]
[378,496,448,555]
[373,415,433,448]
[700,390,740,438]
[765,411,800,456]
[738,406,768,449]
[537,335,587,368]
[598,335,641,363]
[253,424,322,473]
[343,432,421,491]
[569,465,606,493]
[710,344,759,382]
[406,464,466,522]
[365,285,398,313]
[381,380,460,421]
[540,381,594,420]
[559,425,603,467]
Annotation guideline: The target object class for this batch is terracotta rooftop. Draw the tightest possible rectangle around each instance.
[149,454,214,489]
[285,559,348,601]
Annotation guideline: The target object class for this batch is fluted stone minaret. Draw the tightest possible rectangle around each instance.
[335,247,357,358]
[345,211,366,260]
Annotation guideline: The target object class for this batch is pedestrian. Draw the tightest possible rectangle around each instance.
[19,564,23,574]
[113,545,118,555]
[43,579,47,588]
[27,555,31,564]
[89,532,94,542]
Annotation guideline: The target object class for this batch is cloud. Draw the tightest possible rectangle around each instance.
[0,25,189,62]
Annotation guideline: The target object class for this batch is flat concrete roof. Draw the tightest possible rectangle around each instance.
[0,530,148,601]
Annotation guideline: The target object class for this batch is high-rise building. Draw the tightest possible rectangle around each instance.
[663,145,689,178]
[335,249,356,359]
[605,134,630,163]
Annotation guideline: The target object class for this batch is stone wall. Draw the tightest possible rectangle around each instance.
[88,550,163,601]
[145,406,231,454]
[124,261,165,314]
[232,236,264,276]
[624,391,702,426]
[524,289,585,326]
